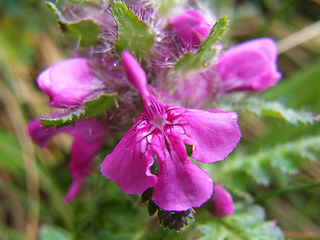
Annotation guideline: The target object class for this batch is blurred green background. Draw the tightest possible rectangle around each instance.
[0,0,319,239]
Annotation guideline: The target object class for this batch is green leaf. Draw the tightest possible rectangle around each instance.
[45,2,66,22]
[41,94,117,127]
[244,98,316,124]
[262,58,320,112]
[39,225,72,240]
[271,156,298,174]
[46,2,100,46]
[221,96,317,124]
[197,204,284,240]
[111,1,155,59]
[216,135,320,186]
[247,162,271,186]
[66,19,100,46]
[175,16,229,73]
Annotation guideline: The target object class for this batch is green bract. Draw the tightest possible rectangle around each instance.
[111,1,155,60]
[46,2,100,46]
[175,17,229,74]
[41,94,117,127]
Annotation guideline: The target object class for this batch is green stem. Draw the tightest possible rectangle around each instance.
[254,181,320,203]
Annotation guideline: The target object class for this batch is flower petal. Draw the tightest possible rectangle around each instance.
[152,138,213,211]
[171,10,211,49]
[217,38,281,92]
[28,118,108,201]
[66,118,108,201]
[64,178,83,202]
[212,184,234,217]
[168,107,241,163]
[27,119,59,147]
[122,51,150,100]
[38,58,104,108]
[69,133,102,181]
[174,69,218,108]
[100,116,158,194]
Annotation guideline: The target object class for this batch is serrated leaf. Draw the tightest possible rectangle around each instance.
[45,2,66,22]
[216,135,320,185]
[244,98,316,124]
[197,204,284,240]
[41,94,117,127]
[39,225,72,240]
[235,97,318,124]
[46,2,100,46]
[222,96,317,124]
[111,1,155,59]
[271,157,298,174]
[175,16,229,73]
[66,19,100,46]
[83,94,117,117]
[247,162,271,185]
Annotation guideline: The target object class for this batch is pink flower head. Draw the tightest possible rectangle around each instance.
[38,58,105,108]
[217,38,282,93]
[171,10,211,50]
[100,51,241,211]
[28,118,108,201]
[212,184,234,217]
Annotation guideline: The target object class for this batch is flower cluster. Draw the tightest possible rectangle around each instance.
[101,51,240,211]
[28,0,281,221]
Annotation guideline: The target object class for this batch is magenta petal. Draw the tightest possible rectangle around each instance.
[64,138,100,202]
[66,118,108,200]
[217,38,281,92]
[152,139,213,211]
[100,116,158,194]
[245,38,278,62]
[171,10,211,49]
[122,51,150,100]
[28,118,108,201]
[169,108,241,163]
[65,118,108,143]
[69,136,101,181]
[27,119,59,147]
[212,184,234,217]
[64,178,83,202]
[37,58,104,108]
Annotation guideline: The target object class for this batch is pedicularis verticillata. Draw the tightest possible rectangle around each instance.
[29,0,282,230]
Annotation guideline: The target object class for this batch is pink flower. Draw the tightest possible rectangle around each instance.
[28,118,108,201]
[38,58,105,108]
[212,184,234,217]
[217,38,282,93]
[171,10,211,50]
[100,51,241,211]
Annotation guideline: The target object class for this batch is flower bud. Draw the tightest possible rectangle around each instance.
[217,38,282,93]
[171,10,211,50]
[212,184,234,217]
[37,58,105,108]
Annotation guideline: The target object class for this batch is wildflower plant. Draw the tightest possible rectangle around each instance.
[26,0,320,239]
